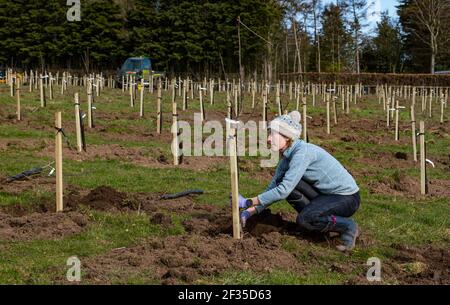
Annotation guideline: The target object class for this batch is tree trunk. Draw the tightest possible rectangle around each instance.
[292,18,302,74]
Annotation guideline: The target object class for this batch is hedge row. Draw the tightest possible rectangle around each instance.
[281,72,450,87]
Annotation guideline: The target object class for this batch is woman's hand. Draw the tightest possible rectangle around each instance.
[240,207,257,228]
[229,193,252,209]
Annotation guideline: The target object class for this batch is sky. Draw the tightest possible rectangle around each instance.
[322,0,399,33]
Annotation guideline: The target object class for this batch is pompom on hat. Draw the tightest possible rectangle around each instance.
[268,111,302,140]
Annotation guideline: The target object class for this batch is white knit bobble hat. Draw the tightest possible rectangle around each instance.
[268,111,302,140]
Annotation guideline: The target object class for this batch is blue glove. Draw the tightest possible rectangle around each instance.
[229,193,252,209]
[240,210,252,228]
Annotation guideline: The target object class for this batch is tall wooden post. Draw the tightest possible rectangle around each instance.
[61,73,65,96]
[74,93,83,152]
[326,94,331,134]
[157,80,162,134]
[252,80,256,109]
[386,98,391,127]
[55,112,64,212]
[312,84,316,107]
[16,81,21,121]
[411,104,417,162]
[395,100,400,141]
[332,96,337,124]
[262,85,267,124]
[419,121,427,195]
[150,73,154,94]
[140,78,145,118]
[10,75,14,97]
[182,79,187,111]
[130,76,135,107]
[228,120,241,240]
[276,82,282,116]
[49,73,53,100]
[428,90,433,118]
[302,97,307,142]
[87,79,93,128]
[199,86,205,122]
[210,79,214,105]
[346,86,350,114]
[29,70,33,93]
[234,85,238,118]
[40,75,46,107]
[172,100,180,165]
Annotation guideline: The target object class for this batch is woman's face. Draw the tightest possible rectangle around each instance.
[268,131,288,152]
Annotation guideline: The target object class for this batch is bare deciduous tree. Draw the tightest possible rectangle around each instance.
[407,0,450,74]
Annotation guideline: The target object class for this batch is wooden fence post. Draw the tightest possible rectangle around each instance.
[227,119,241,240]
[87,79,94,128]
[157,80,162,134]
[16,81,21,121]
[326,94,331,134]
[74,93,83,152]
[40,74,46,107]
[140,78,145,118]
[411,104,417,162]
[302,97,307,142]
[55,112,64,212]
[419,121,427,195]
[172,99,180,165]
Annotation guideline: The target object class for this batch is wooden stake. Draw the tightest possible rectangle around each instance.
[262,85,267,124]
[87,79,93,128]
[130,76,135,107]
[332,96,337,124]
[157,80,162,134]
[61,73,65,96]
[74,93,82,152]
[140,78,145,118]
[172,100,180,166]
[386,98,391,127]
[326,94,330,134]
[276,83,282,116]
[16,82,21,121]
[199,86,205,122]
[302,97,307,141]
[55,112,64,212]
[395,100,400,141]
[252,81,256,109]
[346,86,350,114]
[29,70,33,92]
[10,75,14,97]
[419,121,427,195]
[49,74,53,100]
[40,75,46,107]
[411,104,417,162]
[234,85,238,118]
[228,122,241,239]
[182,79,187,111]
[227,90,232,119]
[428,90,433,118]
[210,79,214,105]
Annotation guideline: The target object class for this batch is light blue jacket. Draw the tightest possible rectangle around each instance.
[256,139,359,214]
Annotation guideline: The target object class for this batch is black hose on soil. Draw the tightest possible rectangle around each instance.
[160,189,204,200]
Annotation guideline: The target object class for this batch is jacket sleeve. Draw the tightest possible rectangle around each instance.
[256,149,313,214]
[263,161,283,192]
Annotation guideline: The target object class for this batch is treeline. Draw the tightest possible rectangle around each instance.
[0,0,449,77]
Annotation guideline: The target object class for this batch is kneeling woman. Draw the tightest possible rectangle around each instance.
[238,111,361,251]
